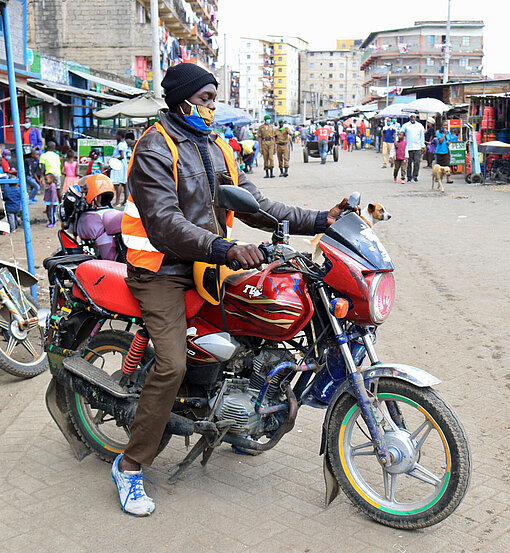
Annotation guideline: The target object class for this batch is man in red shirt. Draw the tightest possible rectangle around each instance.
[314,123,332,164]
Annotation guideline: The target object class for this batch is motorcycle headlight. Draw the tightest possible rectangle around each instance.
[369,272,395,324]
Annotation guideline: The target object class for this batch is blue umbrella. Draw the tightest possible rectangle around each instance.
[214,102,252,125]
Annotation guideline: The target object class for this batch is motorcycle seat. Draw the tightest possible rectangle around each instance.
[73,260,205,320]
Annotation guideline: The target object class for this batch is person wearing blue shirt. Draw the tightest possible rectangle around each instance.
[436,122,454,183]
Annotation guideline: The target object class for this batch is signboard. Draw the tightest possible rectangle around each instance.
[450,141,466,165]
[77,139,116,165]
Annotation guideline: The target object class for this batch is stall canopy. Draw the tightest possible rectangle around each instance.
[93,93,252,125]
[403,98,451,114]
[377,104,410,118]
[29,79,126,102]
[0,77,65,106]
[69,69,143,96]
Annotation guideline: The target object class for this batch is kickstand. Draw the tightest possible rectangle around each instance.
[168,436,208,483]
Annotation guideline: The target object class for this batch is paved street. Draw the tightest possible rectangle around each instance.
[1,146,509,553]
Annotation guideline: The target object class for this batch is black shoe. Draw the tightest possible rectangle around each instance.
[407,179,412,182]
[284,168,288,177]
[270,169,275,178]
[279,169,284,177]
[264,170,269,178]
[413,178,419,182]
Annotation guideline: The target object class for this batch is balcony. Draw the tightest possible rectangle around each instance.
[188,0,218,33]
[139,0,194,40]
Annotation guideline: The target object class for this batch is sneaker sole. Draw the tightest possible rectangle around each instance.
[111,474,155,517]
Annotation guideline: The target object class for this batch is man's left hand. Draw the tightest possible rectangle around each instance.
[327,197,360,226]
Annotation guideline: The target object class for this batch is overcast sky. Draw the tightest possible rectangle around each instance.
[218,0,505,77]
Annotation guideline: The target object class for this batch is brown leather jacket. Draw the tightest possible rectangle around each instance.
[127,110,322,276]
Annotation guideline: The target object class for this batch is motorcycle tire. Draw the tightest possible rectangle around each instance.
[326,379,471,529]
[0,293,48,378]
[65,329,171,463]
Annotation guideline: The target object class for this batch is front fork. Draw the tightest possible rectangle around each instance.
[318,286,393,467]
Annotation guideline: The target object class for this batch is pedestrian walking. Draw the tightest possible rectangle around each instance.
[25,148,42,204]
[375,122,382,153]
[346,126,355,152]
[381,119,396,168]
[22,120,43,151]
[62,149,79,193]
[436,122,454,184]
[393,131,409,184]
[3,180,21,232]
[424,123,435,168]
[258,115,276,178]
[275,119,291,177]
[43,173,58,228]
[39,141,62,200]
[110,130,129,206]
[401,114,425,182]
[314,122,332,163]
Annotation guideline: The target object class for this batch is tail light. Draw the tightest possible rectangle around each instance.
[368,272,395,324]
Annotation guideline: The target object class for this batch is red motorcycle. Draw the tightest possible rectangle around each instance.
[43,188,470,529]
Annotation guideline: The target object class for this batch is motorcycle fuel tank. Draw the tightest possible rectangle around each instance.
[197,270,313,341]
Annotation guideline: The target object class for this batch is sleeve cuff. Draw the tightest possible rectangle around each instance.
[210,237,234,264]
[314,211,329,234]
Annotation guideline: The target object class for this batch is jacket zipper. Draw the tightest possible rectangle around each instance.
[193,141,221,235]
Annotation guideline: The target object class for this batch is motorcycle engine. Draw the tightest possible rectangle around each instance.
[216,348,294,438]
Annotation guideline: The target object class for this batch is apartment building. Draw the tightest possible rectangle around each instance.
[238,36,307,119]
[360,20,484,104]
[299,39,363,118]
[27,0,219,86]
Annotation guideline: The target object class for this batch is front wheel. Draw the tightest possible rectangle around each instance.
[326,379,471,529]
[303,149,309,163]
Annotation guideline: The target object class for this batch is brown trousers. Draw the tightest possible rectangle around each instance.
[124,273,193,466]
[277,144,289,168]
[261,140,275,170]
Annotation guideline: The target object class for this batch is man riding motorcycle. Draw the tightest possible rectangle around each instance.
[112,62,352,516]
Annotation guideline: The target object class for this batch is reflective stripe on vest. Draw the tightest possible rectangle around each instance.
[121,122,239,272]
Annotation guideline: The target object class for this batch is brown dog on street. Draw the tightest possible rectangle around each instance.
[306,202,392,262]
[432,164,451,192]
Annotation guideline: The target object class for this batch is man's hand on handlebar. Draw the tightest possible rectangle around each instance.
[326,197,360,226]
[226,244,265,270]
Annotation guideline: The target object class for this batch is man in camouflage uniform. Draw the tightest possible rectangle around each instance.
[258,115,275,178]
[275,119,291,177]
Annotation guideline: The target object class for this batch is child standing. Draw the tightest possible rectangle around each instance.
[43,173,59,228]
[393,131,409,184]
[3,181,21,232]
[62,149,79,193]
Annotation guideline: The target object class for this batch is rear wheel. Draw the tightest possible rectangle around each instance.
[333,145,339,162]
[0,293,48,378]
[65,330,171,463]
[303,149,309,163]
[326,379,471,529]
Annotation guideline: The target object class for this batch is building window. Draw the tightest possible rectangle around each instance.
[246,42,250,47]
[278,45,282,50]
[278,67,282,72]
[330,52,333,56]
[329,84,333,89]
[329,94,333,99]
[462,36,470,46]
[310,84,314,90]
[352,94,356,99]
[278,57,282,61]
[247,55,251,59]
[329,63,333,68]
[339,73,344,78]
[278,90,282,95]
[278,101,282,105]
[310,73,314,77]
[426,78,434,85]
[310,52,314,56]
[427,57,434,66]
[352,72,357,77]
[397,35,404,43]
[339,84,344,88]
[278,79,282,83]
[459,58,468,67]
[427,35,435,45]
[396,77,402,85]
[329,73,333,78]
[310,63,314,68]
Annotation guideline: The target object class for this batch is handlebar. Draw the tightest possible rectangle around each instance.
[226,242,276,271]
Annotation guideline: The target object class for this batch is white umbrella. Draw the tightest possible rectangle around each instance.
[377,104,410,118]
[93,92,166,119]
[402,98,451,114]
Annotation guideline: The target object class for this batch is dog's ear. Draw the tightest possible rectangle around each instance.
[368,203,375,213]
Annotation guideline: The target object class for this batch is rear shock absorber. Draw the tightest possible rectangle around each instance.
[122,328,149,377]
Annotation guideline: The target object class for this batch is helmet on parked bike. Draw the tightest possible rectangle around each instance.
[80,174,115,208]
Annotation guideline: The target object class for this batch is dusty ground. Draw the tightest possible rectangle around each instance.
[0,146,509,553]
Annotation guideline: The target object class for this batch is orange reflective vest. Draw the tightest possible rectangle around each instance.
[121,122,239,273]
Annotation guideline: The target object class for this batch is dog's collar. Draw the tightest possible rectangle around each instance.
[360,215,373,228]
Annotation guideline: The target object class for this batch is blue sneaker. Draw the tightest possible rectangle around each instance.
[111,454,155,516]
[29,199,38,204]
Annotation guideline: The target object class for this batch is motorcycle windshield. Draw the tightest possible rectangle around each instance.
[321,212,394,271]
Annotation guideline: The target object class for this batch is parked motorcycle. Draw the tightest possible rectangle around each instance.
[43,188,470,529]
[0,260,48,377]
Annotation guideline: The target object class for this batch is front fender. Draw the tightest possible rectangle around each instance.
[319,363,440,457]
[319,363,440,506]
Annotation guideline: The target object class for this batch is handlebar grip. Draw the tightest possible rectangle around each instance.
[227,259,242,271]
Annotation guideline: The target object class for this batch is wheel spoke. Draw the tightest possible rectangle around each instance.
[92,410,106,424]
[21,338,38,358]
[377,400,400,432]
[0,320,9,330]
[409,419,434,452]
[383,470,398,502]
[351,441,376,456]
[5,336,17,356]
[408,462,442,488]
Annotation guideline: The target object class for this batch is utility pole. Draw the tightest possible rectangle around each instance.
[223,34,229,104]
[385,63,392,107]
[443,0,451,84]
[150,0,162,97]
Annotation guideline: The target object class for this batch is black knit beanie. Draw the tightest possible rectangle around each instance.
[162,63,218,109]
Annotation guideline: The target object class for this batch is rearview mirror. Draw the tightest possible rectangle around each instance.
[217,185,260,214]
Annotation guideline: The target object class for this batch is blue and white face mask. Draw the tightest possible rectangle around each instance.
[181,100,214,131]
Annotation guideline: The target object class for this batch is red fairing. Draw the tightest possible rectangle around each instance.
[197,270,314,340]
[73,260,205,320]
[320,241,374,324]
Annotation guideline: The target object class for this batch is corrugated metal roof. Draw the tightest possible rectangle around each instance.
[69,69,143,96]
